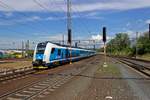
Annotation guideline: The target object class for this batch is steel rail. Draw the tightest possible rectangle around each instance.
[118,58,150,77]
[0,66,37,82]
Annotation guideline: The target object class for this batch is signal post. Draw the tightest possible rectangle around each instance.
[102,27,108,67]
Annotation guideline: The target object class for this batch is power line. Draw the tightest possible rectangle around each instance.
[63,0,92,36]
[0,1,48,34]
[33,0,69,37]
[58,0,88,42]
[61,0,87,40]
[74,8,92,35]
[33,0,64,19]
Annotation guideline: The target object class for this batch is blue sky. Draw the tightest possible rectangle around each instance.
[0,0,150,49]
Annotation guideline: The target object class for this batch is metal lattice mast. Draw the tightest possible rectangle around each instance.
[67,0,72,64]
[67,0,72,45]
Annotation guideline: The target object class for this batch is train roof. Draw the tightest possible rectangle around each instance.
[38,41,95,51]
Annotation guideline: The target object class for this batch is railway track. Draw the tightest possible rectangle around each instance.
[117,58,150,77]
[0,66,37,82]
[0,55,99,100]
[0,60,91,100]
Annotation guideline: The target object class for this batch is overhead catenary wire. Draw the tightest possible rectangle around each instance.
[0,1,49,34]
[33,0,68,41]
[63,0,92,36]
[0,3,32,35]
[33,0,65,20]
[58,0,98,47]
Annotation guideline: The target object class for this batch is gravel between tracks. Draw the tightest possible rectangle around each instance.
[1,55,149,100]
[0,56,98,99]
[36,56,139,100]
[0,61,32,70]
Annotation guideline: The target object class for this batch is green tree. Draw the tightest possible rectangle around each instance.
[107,33,131,56]
[137,32,150,55]
[26,50,34,58]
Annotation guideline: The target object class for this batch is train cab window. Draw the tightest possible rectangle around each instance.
[58,49,61,56]
[36,43,47,54]
[51,48,55,54]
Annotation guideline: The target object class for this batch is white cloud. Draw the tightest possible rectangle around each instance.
[4,12,13,17]
[0,0,65,12]
[84,12,102,19]
[145,19,150,24]
[0,15,67,26]
[0,12,103,26]
[0,15,43,26]
[122,30,137,38]
[85,12,99,17]
[91,34,112,41]
[91,34,102,41]
[20,16,42,22]
[126,22,131,27]
[73,0,150,12]
[126,30,134,36]
[0,33,67,49]
[39,34,65,41]
[0,0,150,12]
[45,16,66,20]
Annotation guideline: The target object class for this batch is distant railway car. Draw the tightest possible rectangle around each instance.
[32,41,96,69]
[0,50,5,59]
[0,52,3,59]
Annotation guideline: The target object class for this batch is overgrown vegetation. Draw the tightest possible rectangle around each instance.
[106,32,150,58]
[137,33,150,55]
[0,50,34,59]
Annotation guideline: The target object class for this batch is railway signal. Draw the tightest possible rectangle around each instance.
[68,29,72,44]
[102,27,107,67]
[103,27,107,43]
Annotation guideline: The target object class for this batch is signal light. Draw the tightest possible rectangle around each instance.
[103,27,107,43]
[68,29,72,44]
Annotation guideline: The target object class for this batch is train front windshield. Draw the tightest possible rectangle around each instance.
[36,43,47,54]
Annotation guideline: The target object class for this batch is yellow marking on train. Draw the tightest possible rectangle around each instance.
[33,66,48,69]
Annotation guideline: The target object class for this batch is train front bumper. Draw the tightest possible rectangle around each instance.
[32,60,48,69]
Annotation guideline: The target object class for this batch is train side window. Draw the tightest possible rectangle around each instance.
[51,48,55,54]
[58,49,61,56]
[66,49,70,58]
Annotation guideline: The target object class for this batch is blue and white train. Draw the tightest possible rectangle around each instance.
[32,41,96,69]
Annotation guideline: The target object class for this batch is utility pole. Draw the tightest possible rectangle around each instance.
[110,38,112,56]
[93,40,95,50]
[25,40,30,58]
[62,34,65,45]
[135,32,138,59]
[75,42,78,47]
[22,41,24,58]
[149,24,150,39]
[12,42,15,50]
[67,0,72,64]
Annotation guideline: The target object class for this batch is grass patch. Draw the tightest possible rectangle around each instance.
[137,53,150,61]
[97,63,121,76]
